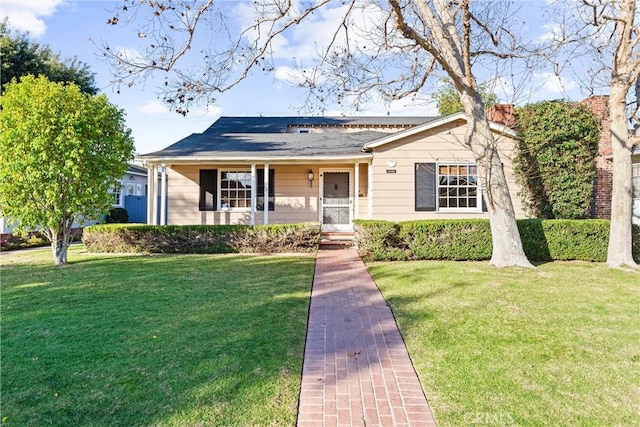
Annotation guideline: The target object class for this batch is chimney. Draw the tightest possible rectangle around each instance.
[581,95,610,155]
[581,95,612,220]
[486,104,515,127]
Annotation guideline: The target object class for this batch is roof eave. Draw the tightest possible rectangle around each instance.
[362,112,520,150]
[136,153,373,165]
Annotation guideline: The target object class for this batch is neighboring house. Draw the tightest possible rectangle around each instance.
[583,95,640,225]
[110,164,150,207]
[109,163,167,223]
[137,108,524,231]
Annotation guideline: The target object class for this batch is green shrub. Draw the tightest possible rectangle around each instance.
[355,219,640,263]
[105,207,129,223]
[83,223,321,254]
[518,219,611,261]
[514,101,600,219]
[399,220,492,260]
[353,220,405,260]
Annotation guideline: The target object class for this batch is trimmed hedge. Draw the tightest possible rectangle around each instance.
[83,223,321,254]
[354,219,640,262]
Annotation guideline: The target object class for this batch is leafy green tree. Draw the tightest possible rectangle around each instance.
[436,80,498,116]
[0,76,134,265]
[0,21,98,94]
[514,100,600,219]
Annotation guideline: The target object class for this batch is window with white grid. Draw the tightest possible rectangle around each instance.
[220,171,252,209]
[437,164,480,210]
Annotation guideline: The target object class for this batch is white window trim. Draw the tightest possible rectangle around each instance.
[218,169,253,212]
[436,161,482,213]
[111,180,124,207]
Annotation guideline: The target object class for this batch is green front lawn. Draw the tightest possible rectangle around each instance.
[4,246,638,426]
[1,247,315,426]
[369,261,640,426]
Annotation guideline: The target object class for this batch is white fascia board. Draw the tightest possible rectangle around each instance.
[136,154,373,165]
[362,112,520,150]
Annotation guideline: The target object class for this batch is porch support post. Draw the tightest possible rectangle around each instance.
[250,163,257,225]
[354,162,360,221]
[368,159,373,219]
[263,163,269,225]
[151,164,159,225]
[160,164,167,225]
[146,163,156,225]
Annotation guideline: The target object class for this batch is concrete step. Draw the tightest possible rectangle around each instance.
[320,232,355,249]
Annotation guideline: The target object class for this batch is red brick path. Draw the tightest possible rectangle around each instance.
[297,248,436,427]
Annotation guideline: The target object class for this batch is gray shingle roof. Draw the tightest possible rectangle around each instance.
[139,116,436,159]
[200,116,435,134]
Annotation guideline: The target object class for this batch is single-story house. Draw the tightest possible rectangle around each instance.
[137,107,524,231]
[138,96,640,230]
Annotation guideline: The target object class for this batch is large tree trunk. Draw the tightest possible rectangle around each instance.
[607,80,638,268]
[606,0,638,269]
[43,217,74,265]
[461,90,533,268]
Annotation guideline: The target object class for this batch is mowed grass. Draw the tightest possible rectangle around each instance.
[368,261,640,426]
[1,246,315,426]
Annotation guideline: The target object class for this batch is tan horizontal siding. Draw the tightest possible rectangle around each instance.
[368,122,525,222]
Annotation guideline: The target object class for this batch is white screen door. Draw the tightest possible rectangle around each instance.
[321,171,351,231]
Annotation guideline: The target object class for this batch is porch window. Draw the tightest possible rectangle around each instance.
[415,162,482,212]
[199,168,275,212]
[220,170,252,210]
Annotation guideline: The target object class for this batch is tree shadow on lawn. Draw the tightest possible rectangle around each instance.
[1,254,314,426]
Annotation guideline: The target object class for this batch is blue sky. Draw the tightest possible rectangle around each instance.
[1,0,593,154]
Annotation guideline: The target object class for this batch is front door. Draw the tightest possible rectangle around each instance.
[320,170,352,231]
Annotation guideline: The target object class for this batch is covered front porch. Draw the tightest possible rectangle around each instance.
[143,159,373,231]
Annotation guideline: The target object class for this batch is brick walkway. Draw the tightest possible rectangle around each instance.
[297,248,436,427]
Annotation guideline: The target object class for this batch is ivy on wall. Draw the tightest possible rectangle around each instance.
[514,101,600,219]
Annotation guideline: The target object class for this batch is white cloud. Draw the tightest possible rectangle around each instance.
[115,46,147,66]
[136,100,169,115]
[0,0,64,37]
[538,23,563,43]
[535,72,577,95]
[274,65,323,86]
